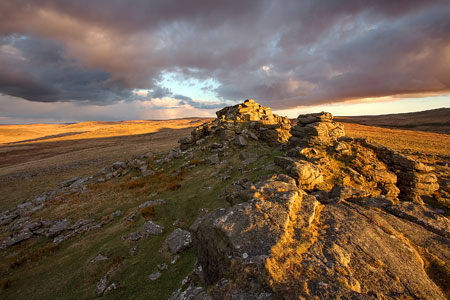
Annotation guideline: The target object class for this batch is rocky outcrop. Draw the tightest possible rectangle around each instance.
[277,126,401,199]
[178,108,449,300]
[356,138,439,202]
[289,112,345,147]
[189,174,450,300]
[179,99,291,150]
[190,174,304,285]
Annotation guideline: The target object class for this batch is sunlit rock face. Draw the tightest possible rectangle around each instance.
[289,111,345,147]
[178,99,291,151]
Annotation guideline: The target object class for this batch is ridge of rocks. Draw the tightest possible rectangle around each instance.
[170,99,448,300]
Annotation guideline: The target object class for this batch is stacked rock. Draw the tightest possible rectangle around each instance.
[356,139,439,203]
[289,112,345,147]
[216,99,282,123]
[179,99,291,150]
[391,154,439,203]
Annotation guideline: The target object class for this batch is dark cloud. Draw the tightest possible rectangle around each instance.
[0,0,449,110]
[0,36,133,104]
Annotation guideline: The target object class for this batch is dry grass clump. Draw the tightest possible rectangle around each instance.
[141,205,156,218]
[7,243,59,270]
[166,182,182,191]
[152,167,185,193]
[1,278,11,289]
[123,178,147,189]
[190,159,201,166]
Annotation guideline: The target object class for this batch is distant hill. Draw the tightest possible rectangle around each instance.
[335,108,450,134]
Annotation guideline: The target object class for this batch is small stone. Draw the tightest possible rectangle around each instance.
[96,276,108,295]
[142,221,164,235]
[129,246,137,256]
[46,219,71,238]
[59,177,80,188]
[211,142,223,149]
[234,135,248,147]
[222,175,231,181]
[127,212,138,222]
[113,210,122,217]
[208,153,220,165]
[104,283,120,294]
[148,272,162,281]
[139,199,166,209]
[91,254,108,263]
[242,252,249,259]
[157,263,168,271]
[112,161,125,170]
[142,170,155,177]
[129,231,143,241]
[248,131,258,140]
[171,255,181,264]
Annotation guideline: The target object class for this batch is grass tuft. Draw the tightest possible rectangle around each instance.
[141,205,156,218]
[1,278,11,289]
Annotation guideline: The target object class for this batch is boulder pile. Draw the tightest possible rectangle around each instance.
[289,111,345,147]
[179,99,291,150]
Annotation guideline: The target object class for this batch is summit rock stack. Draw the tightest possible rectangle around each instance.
[179,99,291,150]
[289,112,345,147]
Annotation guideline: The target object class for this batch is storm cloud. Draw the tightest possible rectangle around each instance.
[0,0,449,110]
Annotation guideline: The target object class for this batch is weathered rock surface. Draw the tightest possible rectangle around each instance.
[168,228,193,254]
[387,201,450,238]
[189,174,450,300]
[1,229,33,249]
[274,156,323,189]
[190,174,306,284]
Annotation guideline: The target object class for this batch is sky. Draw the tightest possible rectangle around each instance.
[0,0,449,124]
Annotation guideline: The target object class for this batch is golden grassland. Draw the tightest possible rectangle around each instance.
[0,118,213,144]
[342,122,450,156]
[0,119,212,210]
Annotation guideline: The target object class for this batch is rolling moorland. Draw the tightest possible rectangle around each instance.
[335,107,450,134]
[0,101,449,299]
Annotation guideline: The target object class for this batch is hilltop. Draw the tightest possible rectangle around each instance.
[336,107,450,134]
[0,100,449,299]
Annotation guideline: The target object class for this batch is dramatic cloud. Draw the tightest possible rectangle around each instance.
[0,0,449,112]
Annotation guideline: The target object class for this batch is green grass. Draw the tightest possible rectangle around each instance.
[0,137,282,299]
